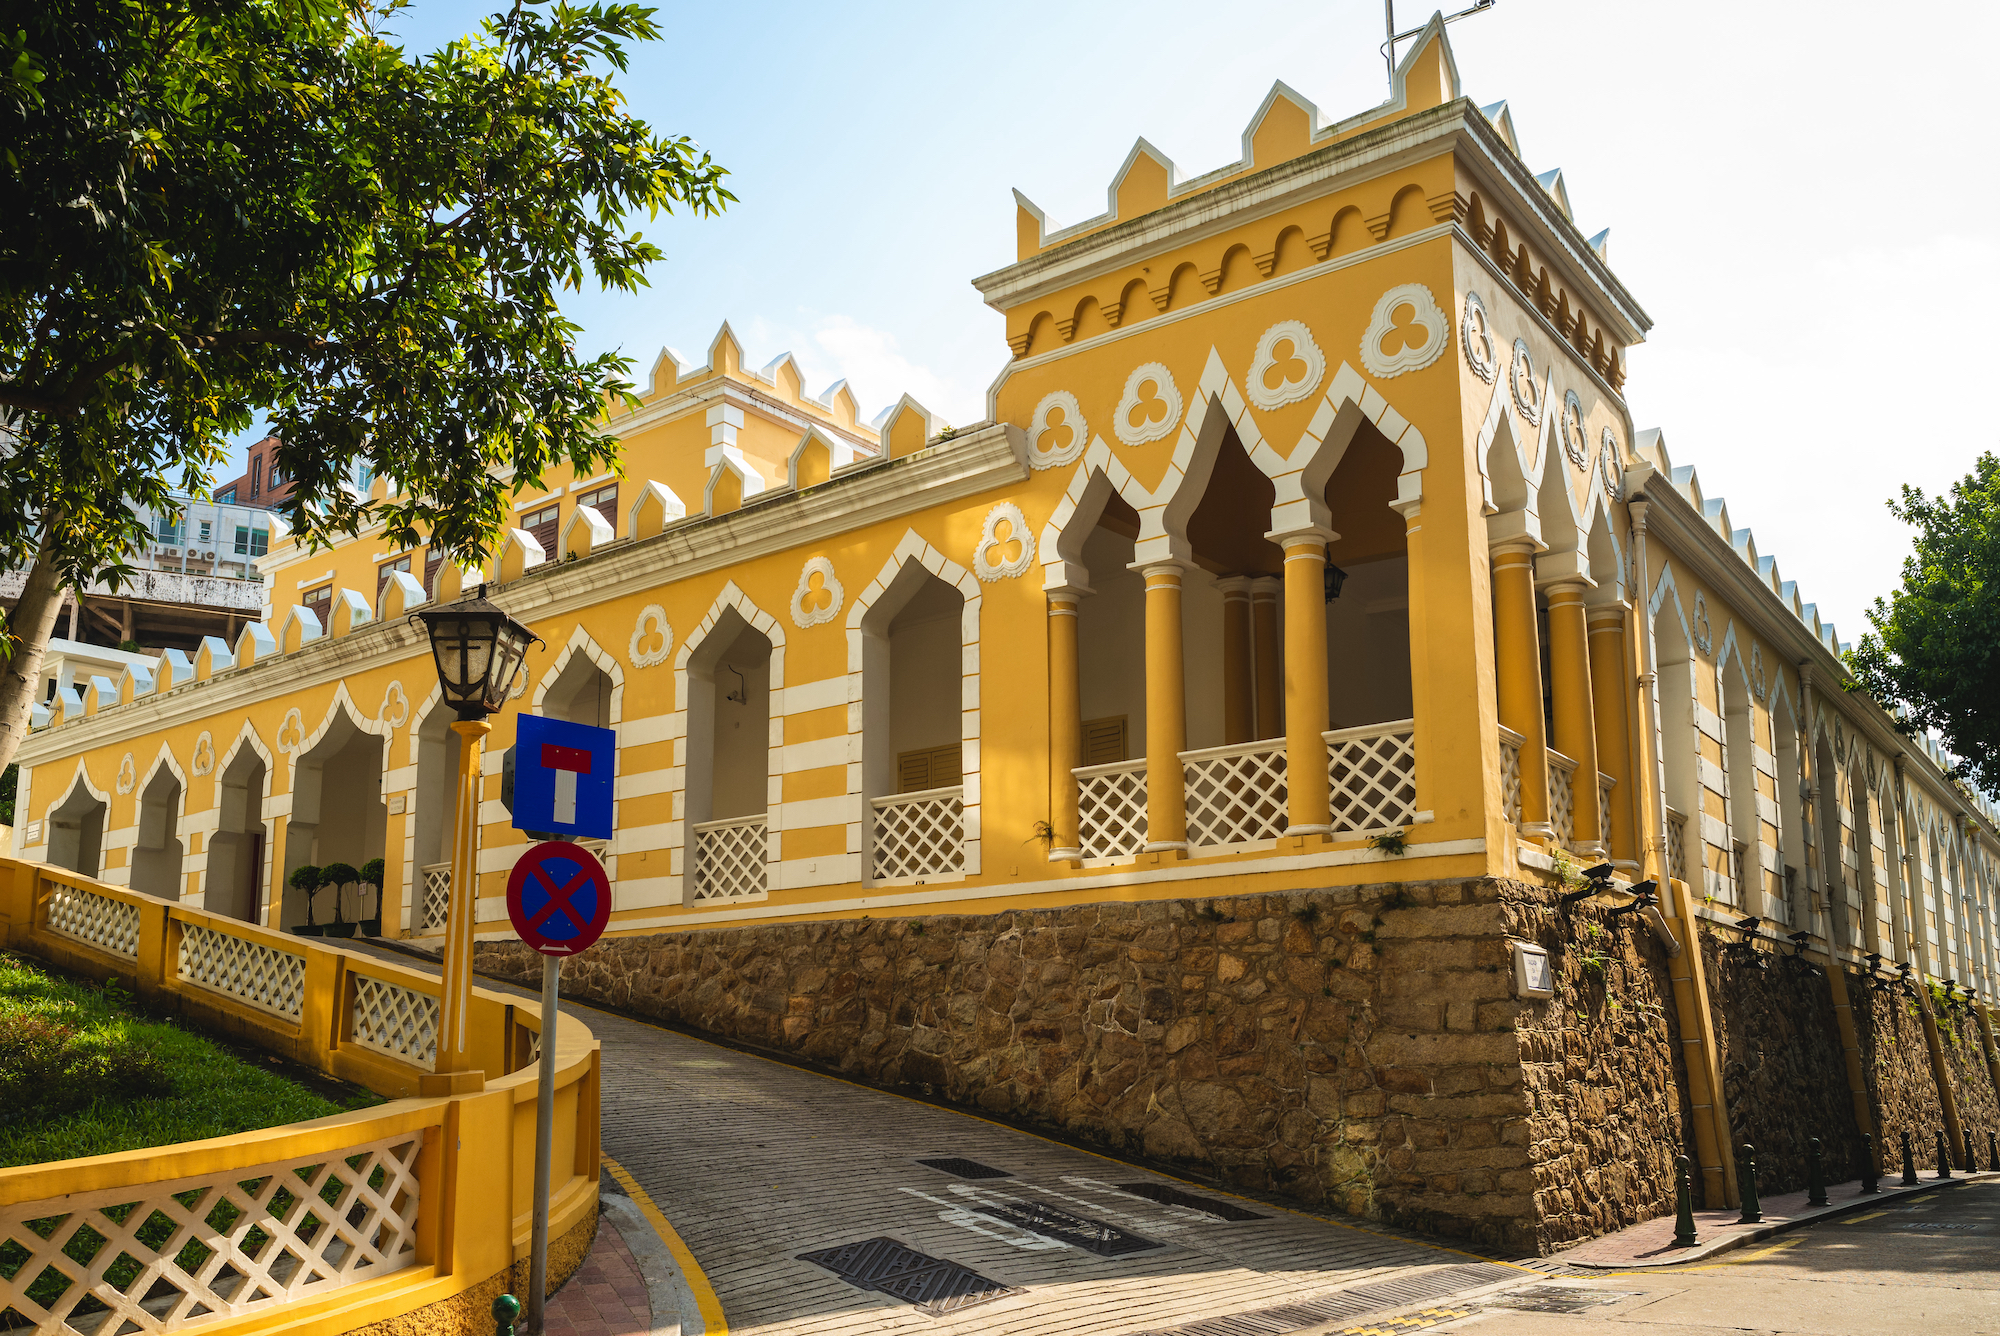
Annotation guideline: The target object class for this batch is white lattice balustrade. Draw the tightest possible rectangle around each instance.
[349,975,439,1071]
[45,882,141,959]
[1547,749,1578,851]
[0,1132,421,1334]
[1598,773,1615,851]
[418,863,451,931]
[1181,742,1287,849]
[1325,720,1418,835]
[692,815,767,902]
[1075,759,1147,860]
[176,922,306,1019]
[1498,726,1524,825]
[870,786,964,880]
[1666,808,1689,883]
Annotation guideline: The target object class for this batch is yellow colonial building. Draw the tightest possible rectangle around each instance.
[11,18,2000,1251]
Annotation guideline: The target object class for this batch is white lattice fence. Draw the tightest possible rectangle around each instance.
[1182,743,1287,849]
[0,1132,421,1335]
[691,816,767,903]
[1325,720,1417,835]
[176,923,305,1019]
[1075,759,1147,860]
[418,864,451,931]
[1547,750,1578,851]
[349,976,439,1071]
[1598,773,1615,851]
[44,881,141,959]
[1667,809,1689,884]
[870,787,964,880]
[1498,726,1524,825]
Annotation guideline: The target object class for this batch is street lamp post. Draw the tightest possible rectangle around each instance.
[413,585,539,1078]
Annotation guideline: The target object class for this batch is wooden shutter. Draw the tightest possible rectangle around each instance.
[304,584,332,624]
[1082,716,1127,766]
[424,546,445,595]
[896,744,963,794]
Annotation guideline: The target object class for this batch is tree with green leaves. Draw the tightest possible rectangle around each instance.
[1847,451,2000,797]
[0,0,731,775]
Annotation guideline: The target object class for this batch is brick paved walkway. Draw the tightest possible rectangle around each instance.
[546,1218,653,1336]
[349,941,1535,1335]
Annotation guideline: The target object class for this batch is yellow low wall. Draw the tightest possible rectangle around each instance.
[0,857,599,1336]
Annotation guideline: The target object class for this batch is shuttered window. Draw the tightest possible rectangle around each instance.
[1083,716,1128,766]
[377,554,412,600]
[897,744,962,794]
[521,502,560,556]
[424,545,446,595]
[303,584,333,626]
[576,483,619,536]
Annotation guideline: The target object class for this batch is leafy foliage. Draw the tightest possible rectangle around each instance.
[1846,452,2000,796]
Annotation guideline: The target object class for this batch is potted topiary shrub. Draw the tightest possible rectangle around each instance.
[287,865,324,935]
[359,858,386,937]
[320,862,360,938]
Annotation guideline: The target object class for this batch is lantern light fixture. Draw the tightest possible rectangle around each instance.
[412,583,543,721]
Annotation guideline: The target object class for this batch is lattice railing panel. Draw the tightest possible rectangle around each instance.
[418,864,451,931]
[1326,720,1417,835]
[1076,760,1147,860]
[1182,743,1287,849]
[349,976,439,1071]
[45,881,141,959]
[1667,809,1689,884]
[1547,750,1578,852]
[692,816,767,903]
[870,787,964,881]
[0,1132,421,1335]
[176,922,306,1019]
[1498,726,1524,825]
[1598,773,1615,851]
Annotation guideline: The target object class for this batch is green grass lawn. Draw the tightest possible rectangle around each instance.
[0,950,383,1169]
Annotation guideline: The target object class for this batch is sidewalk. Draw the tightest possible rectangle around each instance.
[1550,1168,1999,1269]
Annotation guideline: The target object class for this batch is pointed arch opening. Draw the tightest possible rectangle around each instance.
[129,763,186,900]
[858,557,970,882]
[411,700,461,934]
[47,775,107,879]
[1653,589,1698,889]
[1323,416,1413,731]
[683,605,773,904]
[284,706,387,930]
[206,744,269,924]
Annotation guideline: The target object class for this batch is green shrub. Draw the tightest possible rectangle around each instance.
[319,861,359,889]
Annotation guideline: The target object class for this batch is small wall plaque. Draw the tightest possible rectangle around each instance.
[1513,941,1554,999]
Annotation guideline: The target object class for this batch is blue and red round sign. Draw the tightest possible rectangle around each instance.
[506,841,612,956]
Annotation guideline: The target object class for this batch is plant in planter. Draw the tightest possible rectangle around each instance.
[358,858,387,937]
[286,865,324,935]
[319,862,360,938]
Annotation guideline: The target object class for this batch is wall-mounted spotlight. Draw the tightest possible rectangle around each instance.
[1783,929,1822,977]
[1561,862,1619,906]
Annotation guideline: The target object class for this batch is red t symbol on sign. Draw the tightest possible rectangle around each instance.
[542,743,592,826]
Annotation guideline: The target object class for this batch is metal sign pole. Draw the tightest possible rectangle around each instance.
[527,953,559,1331]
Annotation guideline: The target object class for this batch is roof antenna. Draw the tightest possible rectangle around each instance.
[1383,1,1498,87]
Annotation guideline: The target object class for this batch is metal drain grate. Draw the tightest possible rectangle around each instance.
[1484,1286,1639,1314]
[1115,1181,1268,1221]
[798,1237,1023,1317]
[1126,1262,1520,1336]
[915,1156,1012,1179]
[968,1197,1163,1257]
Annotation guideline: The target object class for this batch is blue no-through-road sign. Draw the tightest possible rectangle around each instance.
[506,841,612,956]
[512,714,615,840]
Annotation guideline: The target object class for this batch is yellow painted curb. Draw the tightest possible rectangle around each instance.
[603,1153,729,1335]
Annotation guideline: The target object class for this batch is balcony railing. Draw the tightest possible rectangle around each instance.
[1598,773,1615,851]
[871,785,965,880]
[1182,740,1287,850]
[1498,725,1525,824]
[1327,719,1418,835]
[418,861,451,931]
[691,814,768,903]
[1666,808,1689,884]
[1547,749,1579,851]
[1075,758,1147,860]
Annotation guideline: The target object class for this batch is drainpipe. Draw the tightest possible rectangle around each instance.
[1801,667,1877,1146]
[1631,497,1735,1208]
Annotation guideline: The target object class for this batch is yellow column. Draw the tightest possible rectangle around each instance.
[1047,589,1084,860]
[1491,541,1551,836]
[1141,563,1188,853]
[1588,606,1638,865]
[1251,577,1282,741]
[436,718,490,1076]
[1275,530,1334,835]
[1219,577,1254,746]
[1544,580,1601,855]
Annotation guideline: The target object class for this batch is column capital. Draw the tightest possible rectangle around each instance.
[1488,538,1540,560]
[1042,561,1094,596]
[1265,524,1338,551]
[1046,589,1085,612]
[1586,605,1628,630]
[1216,575,1256,597]
[1249,574,1283,599]
[1542,578,1593,602]
[1131,560,1185,582]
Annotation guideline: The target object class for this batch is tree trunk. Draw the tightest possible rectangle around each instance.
[0,523,71,777]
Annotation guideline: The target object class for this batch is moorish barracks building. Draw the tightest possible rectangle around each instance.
[12,19,2000,1253]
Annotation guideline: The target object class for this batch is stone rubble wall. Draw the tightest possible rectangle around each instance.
[481,877,1672,1255]
[1932,1003,2000,1147]
[1700,929,1862,1193]
[1850,984,1945,1171]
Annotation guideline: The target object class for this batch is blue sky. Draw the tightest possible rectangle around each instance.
[227,0,1999,639]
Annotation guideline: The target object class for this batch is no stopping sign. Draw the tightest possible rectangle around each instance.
[506,841,612,956]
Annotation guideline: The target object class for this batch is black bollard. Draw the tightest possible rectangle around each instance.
[1936,1129,1954,1179]
[1901,1130,1919,1185]
[1737,1145,1763,1223]
[1966,1128,1981,1174]
[1807,1137,1828,1207]
[1673,1154,1698,1246]
[1860,1133,1880,1195]
[1990,1130,1998,1171]
[493,1294,521,1336]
